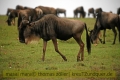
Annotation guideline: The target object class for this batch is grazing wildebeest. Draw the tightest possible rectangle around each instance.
[117,7,120,15]
[18,14,91,61]
[56,8,66,17]
[6,8,15,16]
[74,6,86,18]
[90,11,120,44]
[6,10,20,26]
[35,6,57,15]
[88,8,95,18]
[95,8,103,14]
[18,8,43,29]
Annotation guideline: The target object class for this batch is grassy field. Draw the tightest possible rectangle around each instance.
[0,15,120,80]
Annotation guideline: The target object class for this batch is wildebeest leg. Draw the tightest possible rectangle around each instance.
[112,27,117,44]
[42,40,47,61]
[116,27,120,43]
[57,13,59,17]
[103,29,106,44]
[98,31,102,43]
[98,38,102,43]
[73,34,84,61]
[64,12,66,17]
[76,13,78,18]
[88,13,90,17]
[13,18,15,26]
[52,38,67,61]
[93,13,96,18]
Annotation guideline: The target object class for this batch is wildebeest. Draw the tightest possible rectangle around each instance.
[18,8,43,29]
[35,6,57,15]
[90,11,120,44]
[95,8,103,14]
[6,8,15,16]
[117,7,120,15]
[6,10,20,26]
[56,8,66,17]
[88,8,95,18]
[18,14,91,61]
[16,5,24,10]
[74,6,86,18]
[16,5,32,10]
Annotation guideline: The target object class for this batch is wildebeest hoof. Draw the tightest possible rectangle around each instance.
[19,40,25,43]
[102,42,105,44]
[112,43,115,45]
[77,58,80,62]
[42,58,45,61]
[64,59,67,61]
[62,56,67,61]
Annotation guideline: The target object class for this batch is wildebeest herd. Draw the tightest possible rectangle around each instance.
[5,5,120,61]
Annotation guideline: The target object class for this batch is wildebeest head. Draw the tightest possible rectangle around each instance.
[90,27,101,44]
[6,14,14,26]
[89,14,101,44]
[6,18,12,26]
[6,10,19,26]
[6,11,12,26]
[89,30,99,44]
[19,20,40,44]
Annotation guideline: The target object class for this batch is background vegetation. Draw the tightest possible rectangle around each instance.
[0,15,120,80]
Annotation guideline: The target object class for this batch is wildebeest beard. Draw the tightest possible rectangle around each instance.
[18,20,36,43]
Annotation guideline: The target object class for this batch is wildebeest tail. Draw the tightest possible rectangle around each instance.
[85,23,91,54]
